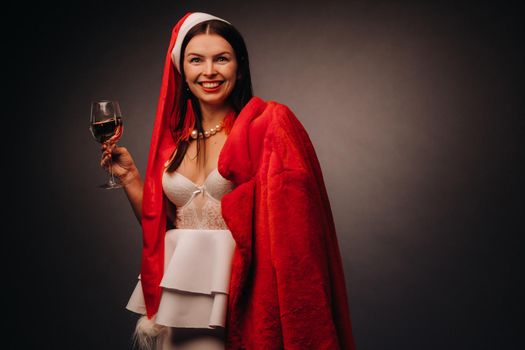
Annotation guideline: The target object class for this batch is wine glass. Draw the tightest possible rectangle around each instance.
[89,100,124,189]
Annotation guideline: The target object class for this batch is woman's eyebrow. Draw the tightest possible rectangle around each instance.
[186,51,232,57]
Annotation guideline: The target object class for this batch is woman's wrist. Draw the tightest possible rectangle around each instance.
[120,166,142,187]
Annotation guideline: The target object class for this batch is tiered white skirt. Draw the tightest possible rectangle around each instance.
[126,229,237,329]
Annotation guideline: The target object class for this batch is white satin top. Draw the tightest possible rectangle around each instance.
[163,168,234,230]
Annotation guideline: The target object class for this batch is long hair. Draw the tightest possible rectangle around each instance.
[166,19,253,172]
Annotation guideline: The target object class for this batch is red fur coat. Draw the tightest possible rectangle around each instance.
[217,96,356,349]
[141,94,356,348]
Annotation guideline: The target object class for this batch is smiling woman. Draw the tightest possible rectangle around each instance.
[184,36,238,106]
[100,11,357,350]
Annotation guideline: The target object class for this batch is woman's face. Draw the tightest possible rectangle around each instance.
[183,33,238,109]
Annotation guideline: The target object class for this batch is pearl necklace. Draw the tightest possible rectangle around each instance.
[190,120,224,139]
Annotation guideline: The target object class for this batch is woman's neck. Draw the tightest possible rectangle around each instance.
[199,103,231,128]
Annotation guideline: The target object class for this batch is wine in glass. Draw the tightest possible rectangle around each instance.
[89,100,124,189]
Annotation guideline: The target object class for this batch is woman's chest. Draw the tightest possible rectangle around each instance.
[176,132,228,185]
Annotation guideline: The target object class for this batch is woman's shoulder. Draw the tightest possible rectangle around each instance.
[260,97,293,115]
[249,96,301,129]
[253,98,318,174]
[245,97,311,150]
[266,100,307,135]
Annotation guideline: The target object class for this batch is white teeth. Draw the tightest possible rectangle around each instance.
[202,82,221,88]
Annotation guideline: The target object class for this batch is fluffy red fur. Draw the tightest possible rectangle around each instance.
[219,97,357,349]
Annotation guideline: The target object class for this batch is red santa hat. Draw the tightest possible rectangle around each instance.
[140,11,233,318]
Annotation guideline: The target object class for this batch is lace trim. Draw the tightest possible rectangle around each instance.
[175,199,229,230]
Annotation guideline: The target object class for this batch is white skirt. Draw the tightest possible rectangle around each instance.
[126,229,236,348]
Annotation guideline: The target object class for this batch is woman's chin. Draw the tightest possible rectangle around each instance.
[197,96,230,109]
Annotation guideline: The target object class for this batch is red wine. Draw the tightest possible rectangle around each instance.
[90,117,123,143]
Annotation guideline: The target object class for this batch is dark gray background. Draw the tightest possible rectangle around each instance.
[13,0,522,349]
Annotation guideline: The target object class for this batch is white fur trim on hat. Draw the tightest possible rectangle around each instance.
[171,12,230,73]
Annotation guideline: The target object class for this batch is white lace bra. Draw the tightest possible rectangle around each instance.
[162,168,235,230]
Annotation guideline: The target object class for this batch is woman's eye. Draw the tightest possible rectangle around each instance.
[190,57,201,63]
[217,56,228,62]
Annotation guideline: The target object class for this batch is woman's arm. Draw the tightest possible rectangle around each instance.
[120,166,143,223]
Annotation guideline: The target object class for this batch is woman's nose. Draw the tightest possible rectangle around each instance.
[203,60,216,75]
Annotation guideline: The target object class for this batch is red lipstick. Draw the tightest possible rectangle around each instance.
[198,81,224,93]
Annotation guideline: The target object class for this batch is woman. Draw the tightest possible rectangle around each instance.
[101,12,356,350]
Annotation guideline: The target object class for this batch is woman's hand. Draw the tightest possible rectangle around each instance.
[100,139,144,222]
[100,141,138,185]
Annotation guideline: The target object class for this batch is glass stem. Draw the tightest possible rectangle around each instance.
[106,142,117,186]
[108,158,116,185]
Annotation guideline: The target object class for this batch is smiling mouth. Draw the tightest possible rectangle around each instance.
[198,81,224,89]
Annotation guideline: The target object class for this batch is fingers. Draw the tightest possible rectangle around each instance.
[100,143,116,168]
[101,143,117,157]
[100,151,111,168]
[99,142,133,171]
[101,142,116,152]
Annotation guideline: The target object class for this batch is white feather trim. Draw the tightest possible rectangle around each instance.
[132,315,167,350]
